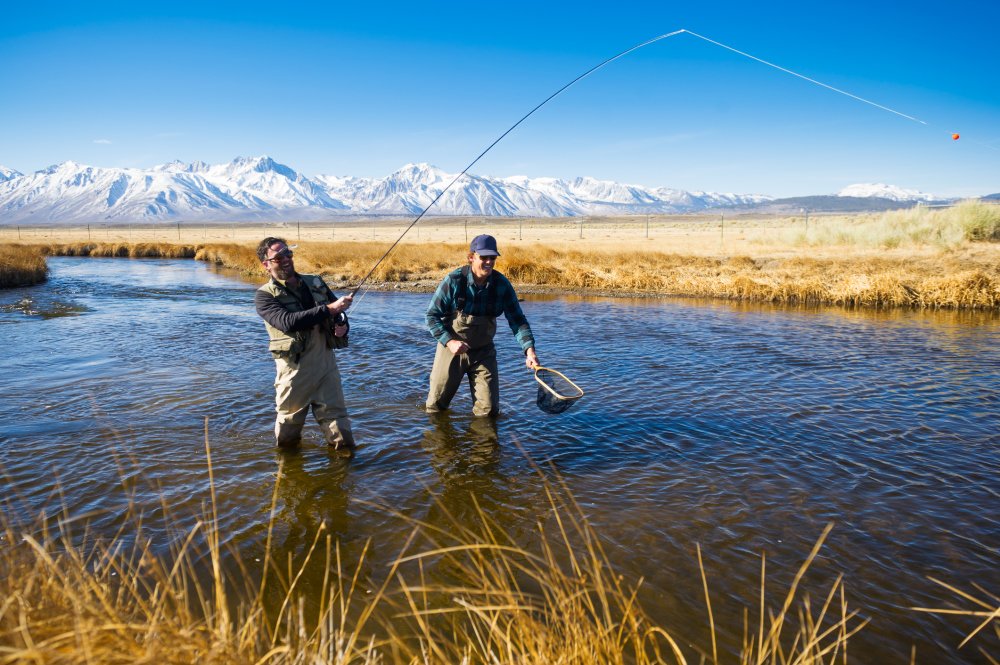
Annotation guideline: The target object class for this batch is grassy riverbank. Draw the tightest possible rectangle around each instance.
[0,245,47,288]
[14,202,1000,308]
[7,450,991,665]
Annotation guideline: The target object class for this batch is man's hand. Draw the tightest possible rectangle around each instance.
[525,348,540,370]
[446,339,470,355]
[333,323,349,338]
[327,294,353,315]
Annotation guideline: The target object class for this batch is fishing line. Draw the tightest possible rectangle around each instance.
[682,30,928,125]
[348,28,934,306]
[349,30,686,302]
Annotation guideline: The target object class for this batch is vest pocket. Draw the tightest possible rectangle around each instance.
[269,337,303,359]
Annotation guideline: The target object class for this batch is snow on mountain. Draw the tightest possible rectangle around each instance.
[0,165,22,183]
[0,156,777,224]
[837,183,938,202]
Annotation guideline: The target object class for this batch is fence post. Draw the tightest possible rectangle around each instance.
[645,215,649,239]
[578,219,583,239]
[464,218,468,243]
[720,213,724,245]
[17,225,21,240]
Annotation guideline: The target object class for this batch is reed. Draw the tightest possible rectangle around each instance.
[0,244,48,288]
[0,441,897,664]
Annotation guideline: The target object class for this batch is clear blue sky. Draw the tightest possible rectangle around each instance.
[2,1,997,198]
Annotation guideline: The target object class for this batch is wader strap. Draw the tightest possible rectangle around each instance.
[452,265,498,316]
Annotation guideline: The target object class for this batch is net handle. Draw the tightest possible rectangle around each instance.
[533,366,585,400]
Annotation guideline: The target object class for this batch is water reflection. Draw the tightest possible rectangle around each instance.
[272,447,354,553]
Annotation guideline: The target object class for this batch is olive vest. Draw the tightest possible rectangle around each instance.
[448,265,499,353]
[258,274,347,360]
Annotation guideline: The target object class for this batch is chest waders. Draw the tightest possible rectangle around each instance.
[258,275,355,450]
[425,267,501,418]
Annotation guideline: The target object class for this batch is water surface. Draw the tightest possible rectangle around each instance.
[1,257,997,663]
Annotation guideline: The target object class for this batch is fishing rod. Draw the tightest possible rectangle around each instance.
[349,29,686,299]
[349,28,933,300]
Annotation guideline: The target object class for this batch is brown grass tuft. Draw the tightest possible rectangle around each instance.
[0,244,48,288]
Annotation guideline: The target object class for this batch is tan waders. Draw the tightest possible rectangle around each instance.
[425,313,499,417]
[274,324,355,450]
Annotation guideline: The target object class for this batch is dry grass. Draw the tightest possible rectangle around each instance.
[0,244,48,288]
[0,439,892,664]
[31,241,198,259]
[16,203,1000,309]
[788,201,1000,250]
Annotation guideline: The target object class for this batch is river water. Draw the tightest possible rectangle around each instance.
[1,257,997,663]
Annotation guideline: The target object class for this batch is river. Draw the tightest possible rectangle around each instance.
[1,257,997,663]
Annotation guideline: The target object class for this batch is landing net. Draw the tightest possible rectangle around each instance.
[535,367,584,415]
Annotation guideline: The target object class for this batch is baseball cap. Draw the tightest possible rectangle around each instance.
[469,234,500,257]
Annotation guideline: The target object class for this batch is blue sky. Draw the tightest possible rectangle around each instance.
[2,1,998,197]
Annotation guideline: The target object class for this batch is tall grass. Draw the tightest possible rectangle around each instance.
[0,244,48,288]
[21,205,1000,309]
[0,440,897,664]
[790,201,1000,250]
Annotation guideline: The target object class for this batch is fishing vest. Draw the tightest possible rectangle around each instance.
[258,274,347,360]
[449,265,500,352]
[451,265,498,316]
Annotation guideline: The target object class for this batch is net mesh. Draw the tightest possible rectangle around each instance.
[535,367,584,415]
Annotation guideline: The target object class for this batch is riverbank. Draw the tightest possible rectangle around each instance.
[10,203,1000,308]
[0,245,47,287]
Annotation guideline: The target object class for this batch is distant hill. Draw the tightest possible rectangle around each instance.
[0,157,975,224]
[731,195,925,214]
[0,157,770,224]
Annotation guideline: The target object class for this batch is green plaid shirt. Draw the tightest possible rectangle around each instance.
[426,267,535,352]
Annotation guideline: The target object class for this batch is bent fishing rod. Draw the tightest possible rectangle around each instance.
[348,28,930,300]
[348,29,686,299]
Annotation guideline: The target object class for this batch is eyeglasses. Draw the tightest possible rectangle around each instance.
[265,248,293,262]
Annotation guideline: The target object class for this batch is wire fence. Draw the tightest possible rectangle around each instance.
[2,213,835,246]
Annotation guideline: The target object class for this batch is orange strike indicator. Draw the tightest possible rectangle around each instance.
[952,133,960,140]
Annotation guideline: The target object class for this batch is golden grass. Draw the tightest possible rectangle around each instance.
[0,438,898,664]
[0,244,48,288]
[32,241,198,258]
[17,203,1000,309]
[788,201,1000,250]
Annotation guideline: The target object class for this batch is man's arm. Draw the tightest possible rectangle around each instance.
[499,278,535,353]
[255,288,330,333]
[425,275,458,346]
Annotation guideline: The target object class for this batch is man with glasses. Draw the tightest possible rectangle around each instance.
[255,237,356,452]
[425,234,539,418]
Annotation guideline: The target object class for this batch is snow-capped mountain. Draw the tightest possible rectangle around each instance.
[837,183,938,202]
[0,165,22,183]
[0,154,769,224]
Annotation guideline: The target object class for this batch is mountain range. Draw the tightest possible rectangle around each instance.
[0,156,970,225]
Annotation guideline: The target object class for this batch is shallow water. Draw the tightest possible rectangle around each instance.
[1,257,997,662]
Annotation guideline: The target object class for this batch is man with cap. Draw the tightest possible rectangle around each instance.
[255,237,357,452]
[425,234,540,417]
